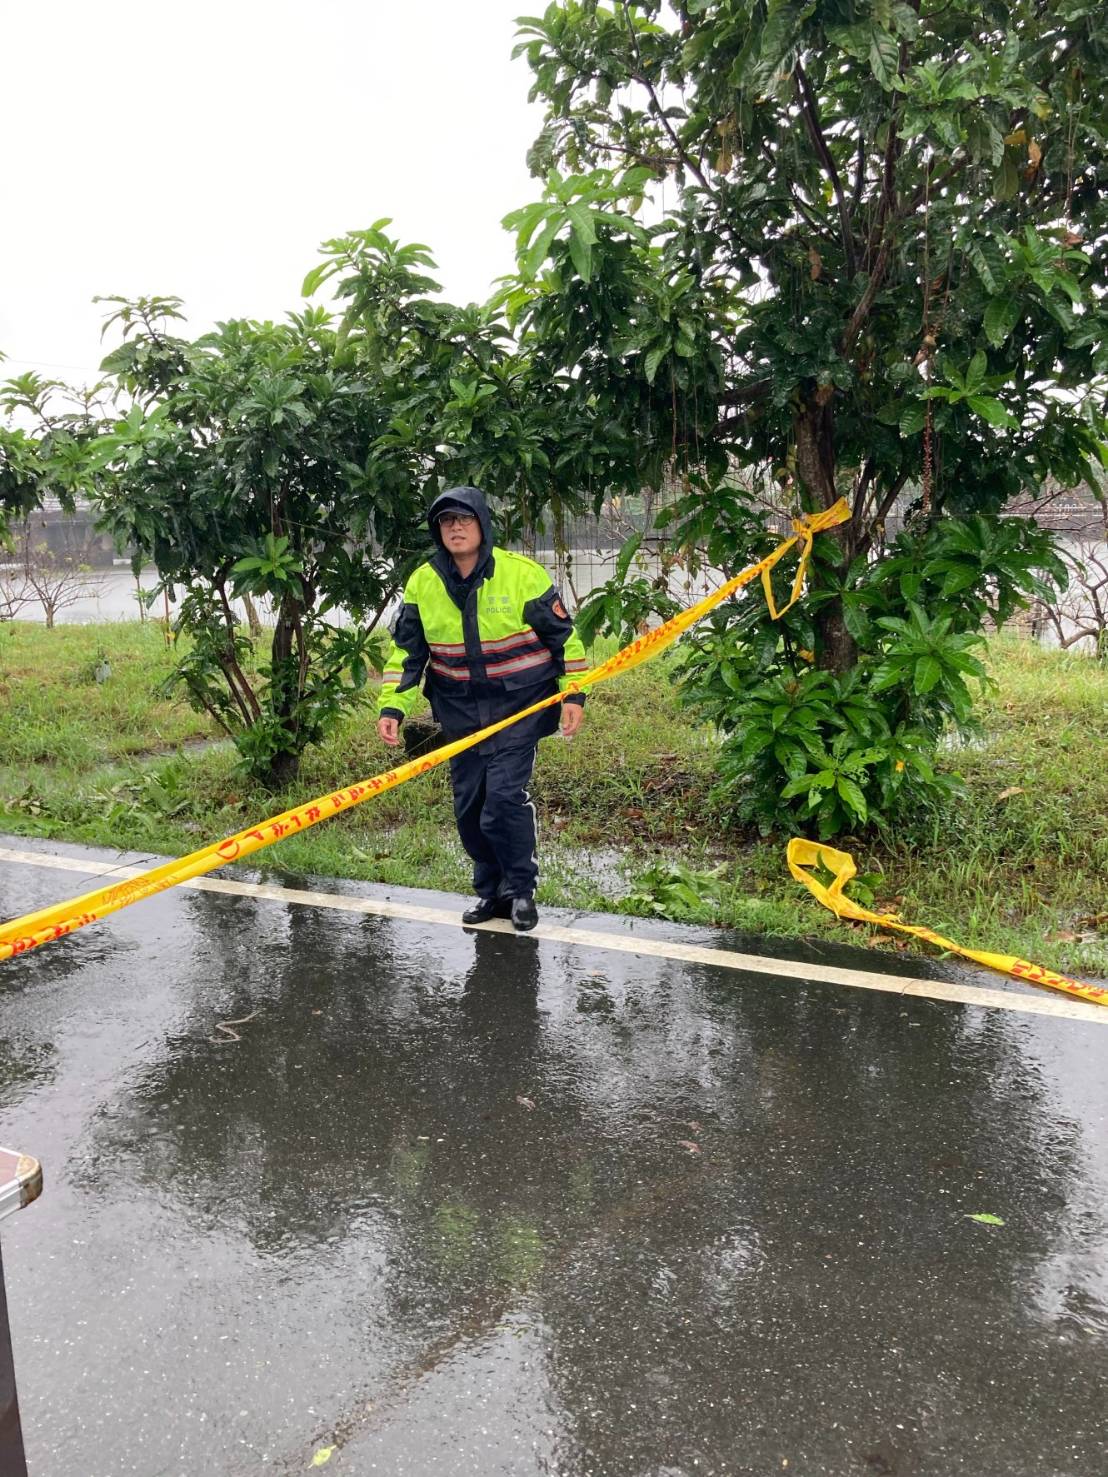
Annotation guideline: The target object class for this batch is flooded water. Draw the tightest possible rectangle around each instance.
[9,550,717,629]
[2,838,1106,1475]
[8,567,263,627]
[13,540,1107,659]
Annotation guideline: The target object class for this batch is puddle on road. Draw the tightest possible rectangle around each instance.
[1,867,1106,1476]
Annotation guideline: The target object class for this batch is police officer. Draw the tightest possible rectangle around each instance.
[376,486,588,931]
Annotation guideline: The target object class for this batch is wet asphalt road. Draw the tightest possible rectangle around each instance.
[1,836,1106,1477]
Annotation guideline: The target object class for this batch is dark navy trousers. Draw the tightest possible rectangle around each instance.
[449,741,539,900]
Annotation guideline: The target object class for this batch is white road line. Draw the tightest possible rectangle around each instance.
[1,844,1105,1025]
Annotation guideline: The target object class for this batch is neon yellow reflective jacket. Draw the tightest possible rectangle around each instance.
[378,540,589,744]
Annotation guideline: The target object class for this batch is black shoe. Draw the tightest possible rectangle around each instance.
[511,896,539,932]
[462,896,511,925]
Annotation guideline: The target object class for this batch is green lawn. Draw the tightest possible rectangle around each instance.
[1,619,1105,980]
[0,621,211,766]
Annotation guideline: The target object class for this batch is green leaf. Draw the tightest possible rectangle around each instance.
[941,565,980,596]
[983,295,1020,347]
[301,261,339,299]
[966,395,1017,428]
[616,531,643,582]
[1052,271,1083,307]
[643,343,668,384]
[836,775,868,820]
[965,1213,1005,1226]
[565,201,597,246]
[758,0,810,75]
[913,655,942,693]
[567,228,593,283]
[824,22,869,60]
[842,595,872,643]
[995,153,1020,201]
[502,199,549,246]
[968,237,1005,293]
[869,27,900,88]
[899,401,926,437]
[522,215,560,279]
[781,776,813,800]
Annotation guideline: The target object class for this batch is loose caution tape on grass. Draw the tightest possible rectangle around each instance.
[788,838,1108,1008]
[0,502,849,961]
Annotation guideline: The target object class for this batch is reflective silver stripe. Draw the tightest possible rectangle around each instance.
[428,641,467,655]
[484,650,554,678]
[480,629,539,655]
[382,671,403,683]
[429,660,471,680]
[563,659,589,672]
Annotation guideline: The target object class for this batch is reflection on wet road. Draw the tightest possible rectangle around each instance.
[1,841,1106,1475]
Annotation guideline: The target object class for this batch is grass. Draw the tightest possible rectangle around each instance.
[0,621,211,766]
[1,619,1105,981]
[873,638,1108,975]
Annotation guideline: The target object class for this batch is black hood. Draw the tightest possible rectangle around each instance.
[427,486,494,554]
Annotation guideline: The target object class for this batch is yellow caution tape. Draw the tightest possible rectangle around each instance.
[0,502,850,960]
[788,837,1108,1008]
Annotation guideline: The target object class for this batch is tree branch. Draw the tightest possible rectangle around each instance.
[215,578,262,721]
[185,679,236,739]
[712,410,760,440]
[620,1,710,190]
[719,379,772,408]
[787,179,834,235]
[841,231,895,356]
[795,61,857,277]
[856,469,911,554]
[847,92,904,350]
[852,455,878,527]
[362,581,400,638]
[851,135,867,214]
[597,137,683,171]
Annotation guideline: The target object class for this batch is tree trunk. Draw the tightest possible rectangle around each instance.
[264,593,302,790]
[794,396,857,675]
[242,592,263,639]
[266,749,300,789]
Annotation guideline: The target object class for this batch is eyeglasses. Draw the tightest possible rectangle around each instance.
[437,512,477,528]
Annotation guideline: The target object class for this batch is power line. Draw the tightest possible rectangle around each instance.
[0,355,106,376]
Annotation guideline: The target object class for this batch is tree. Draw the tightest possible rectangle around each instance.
[498,0,1108,833]
[6,516,99,628]
[0,421,43,551]
[0,363,96,546]
[90,294,432,787]
[1037,490,1108,656]
[1,365,108,688]
[0,563,31,624]
[301,221,651,533]
[90,220,644,788]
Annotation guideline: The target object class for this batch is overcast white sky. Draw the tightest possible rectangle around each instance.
[0,0,543,383]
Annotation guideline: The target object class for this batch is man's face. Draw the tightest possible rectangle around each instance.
[437,510,482,559]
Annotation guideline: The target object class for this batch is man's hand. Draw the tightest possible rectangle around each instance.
[560,702,585,739]
[377,716,401,747]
